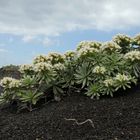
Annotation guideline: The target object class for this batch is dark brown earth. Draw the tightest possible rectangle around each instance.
[0,66,140,140]
[0,65,21,79]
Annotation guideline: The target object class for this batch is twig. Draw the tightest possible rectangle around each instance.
[64,118,95,128]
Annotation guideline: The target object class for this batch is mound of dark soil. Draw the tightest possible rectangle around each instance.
[0,85,140,140]
[0,65,21,79]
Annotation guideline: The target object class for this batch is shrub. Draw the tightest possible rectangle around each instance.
[0,33,140,111]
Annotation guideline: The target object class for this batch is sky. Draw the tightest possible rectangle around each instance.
[0,0,140,67]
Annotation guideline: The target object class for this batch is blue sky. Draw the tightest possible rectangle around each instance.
[0,0,140,67]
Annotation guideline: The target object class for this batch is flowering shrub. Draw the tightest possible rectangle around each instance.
[1,33,140,111]
[124,50,140,77]
[0,77,21,105]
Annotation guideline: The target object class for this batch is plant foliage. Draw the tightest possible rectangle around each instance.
[1,34,140,111]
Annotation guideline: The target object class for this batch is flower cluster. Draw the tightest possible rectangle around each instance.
[33,55,48,64]
[19,64,33,73]
[0,77,21,88]
[103,79,114,87]
[114,73,130,82]
[93,66,106,74]
[77,46,99,57]
[53,63,65,70]
[101,42,121,51]
[33,53,64,65]
[124,50,140,62]
[77,41,101,51]
[64,51,76,60]
[133,34,140,45]
[113,34,131,46]
[34,62,52,72]
[47,53,64,64]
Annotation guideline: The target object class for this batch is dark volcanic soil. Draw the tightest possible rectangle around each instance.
[0,66,140,140]
[0,87,140,140]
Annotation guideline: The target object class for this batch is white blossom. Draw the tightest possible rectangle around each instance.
[133,34,140,45]
[77,41,101,51]
[34,62,52,72]
[93,66,106,74]
[124,50,140,61]
[77,46,99,57]
[0,77,21,88]
[19,64,33,73]
[101,41,121,51]
[114,73,130,82]
[103,79,114,87]
[64,50,76,60]
[113,34,131,45]
[33,55,48,64]
[53,63,65,70]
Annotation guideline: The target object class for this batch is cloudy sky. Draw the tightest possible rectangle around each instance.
[0,0,140,67]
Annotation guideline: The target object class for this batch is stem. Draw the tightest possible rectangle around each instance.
[64,118,95,128]
[29,103,32,112]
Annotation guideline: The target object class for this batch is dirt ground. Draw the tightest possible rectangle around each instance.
[0,66,140,140]
[0,87,140,140]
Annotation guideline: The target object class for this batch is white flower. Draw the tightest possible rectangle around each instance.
[34,62,52,72]
[33,55,48,64]
[124,50,140,62]
[19,64,33,73]
[53,63,65,70]
[114,73,129,82]
[48,52,62,58]
[93,66,106,74]
[44,52,65,64]
[101,41,121,51]
[113,34,131,45]
[64,51,76,59]
[103,79,114,87]
[133,34,140,45]
[9,80,21,88]
[77,46,99,57]
[0,77,21,88]
[77,41,101,51]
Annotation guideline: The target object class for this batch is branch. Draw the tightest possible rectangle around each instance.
[64,118,95,128]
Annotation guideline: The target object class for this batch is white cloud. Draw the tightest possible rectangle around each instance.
[42,37,53,46]
[42,37,60,47]
[22,35,37,43]
[0,0,140,36]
